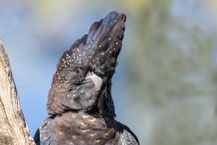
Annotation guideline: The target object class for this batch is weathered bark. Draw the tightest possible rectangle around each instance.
[0,40,35,145]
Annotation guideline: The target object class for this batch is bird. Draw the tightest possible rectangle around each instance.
[34,11,139,145]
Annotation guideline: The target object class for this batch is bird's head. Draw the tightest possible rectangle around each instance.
[47,11,126,118]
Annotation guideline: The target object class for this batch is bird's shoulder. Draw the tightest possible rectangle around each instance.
[116,122,140,145]
[34,116,55,145]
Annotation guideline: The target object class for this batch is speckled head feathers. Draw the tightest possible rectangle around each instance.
[47,11,126,115]
[54,11,126,83]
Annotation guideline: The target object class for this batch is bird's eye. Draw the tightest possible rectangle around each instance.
[75,68,80,75]
[89,70,93,74]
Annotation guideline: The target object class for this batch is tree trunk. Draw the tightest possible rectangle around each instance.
[0,40,35,145]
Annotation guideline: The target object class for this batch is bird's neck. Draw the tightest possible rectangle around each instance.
[97,82,116,119]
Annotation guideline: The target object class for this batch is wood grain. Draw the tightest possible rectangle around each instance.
[0,40,35,145]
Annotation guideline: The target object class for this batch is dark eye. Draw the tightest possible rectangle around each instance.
[75,68,80,75]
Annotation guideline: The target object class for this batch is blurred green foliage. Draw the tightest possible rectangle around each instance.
[110,0,217,145]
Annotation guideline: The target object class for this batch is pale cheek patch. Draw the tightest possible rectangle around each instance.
[85,72,103,91]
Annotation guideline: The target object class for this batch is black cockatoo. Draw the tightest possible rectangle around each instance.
[34,11,139,145]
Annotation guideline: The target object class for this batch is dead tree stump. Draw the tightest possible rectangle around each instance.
[0,40,35,145]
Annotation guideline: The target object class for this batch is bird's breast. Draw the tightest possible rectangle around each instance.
[51,112,119,145]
